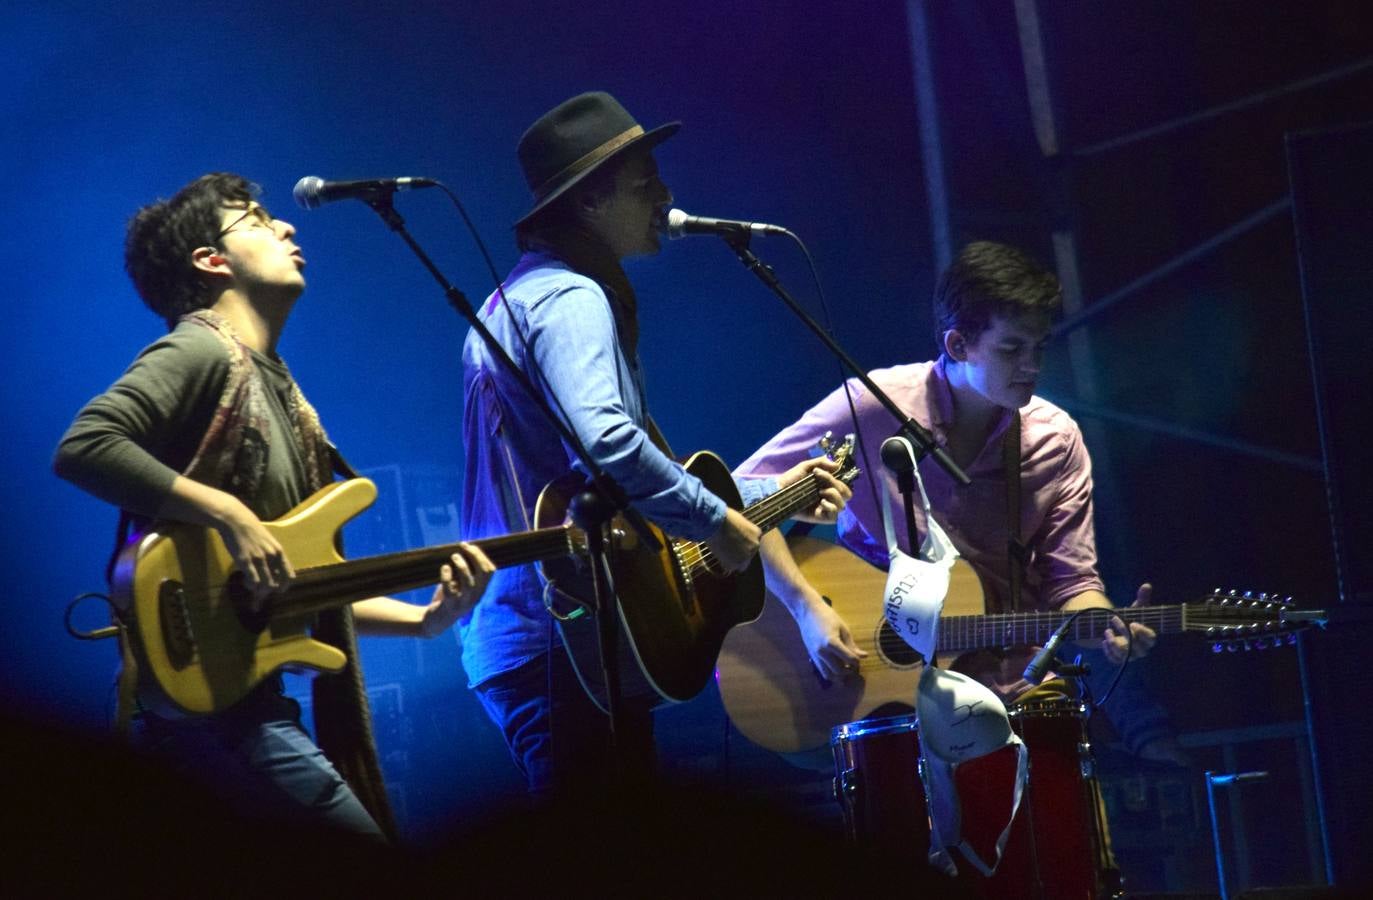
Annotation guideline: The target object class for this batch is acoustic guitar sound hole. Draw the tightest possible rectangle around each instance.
[876,620,922,667]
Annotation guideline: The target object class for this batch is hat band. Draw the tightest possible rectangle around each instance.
[533,125,645,200]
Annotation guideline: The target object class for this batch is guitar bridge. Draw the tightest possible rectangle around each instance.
[158,581,196,670]
[672,542,696,613]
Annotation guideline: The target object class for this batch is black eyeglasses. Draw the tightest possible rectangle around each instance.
[216,206,276,238]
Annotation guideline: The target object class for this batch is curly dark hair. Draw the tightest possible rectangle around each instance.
[124,173,258,327]
[933,241,1062,347]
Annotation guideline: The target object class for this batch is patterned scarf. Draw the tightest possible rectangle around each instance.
[179,309,397,841]
[179,309,333,500]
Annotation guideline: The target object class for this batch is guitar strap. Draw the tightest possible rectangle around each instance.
[1003,411,1026,613]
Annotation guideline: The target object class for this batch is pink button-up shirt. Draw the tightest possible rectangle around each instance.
[736,357,1104,611]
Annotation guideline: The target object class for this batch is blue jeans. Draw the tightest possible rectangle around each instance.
[132,684,383,838]
[474,637,656,798]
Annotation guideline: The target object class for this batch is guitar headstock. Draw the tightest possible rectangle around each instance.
[1186,588,1325,652]
[816,431,860,486]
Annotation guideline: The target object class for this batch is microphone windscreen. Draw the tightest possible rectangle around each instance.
[880,436,916,474]
[665,208,690,239]
[292,176,324,210]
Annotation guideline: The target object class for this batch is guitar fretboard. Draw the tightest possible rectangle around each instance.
[935,605,1205,652]
[274,526,577,618]
[676,462,857,575]
[937,606,1188,652]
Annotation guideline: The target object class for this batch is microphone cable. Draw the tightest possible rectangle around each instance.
[779,230,887,543]
[1093,610,1136,710]
[433,182,621,537]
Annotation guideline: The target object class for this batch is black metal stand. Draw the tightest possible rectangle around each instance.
[880,435,923,557]
[569,488,631,750]
[361,190,652,746]
[719,230,970,486]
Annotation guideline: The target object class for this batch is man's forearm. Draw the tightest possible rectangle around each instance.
[759,531,828,620]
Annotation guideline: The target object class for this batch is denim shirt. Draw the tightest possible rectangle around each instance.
[459,251,776,688]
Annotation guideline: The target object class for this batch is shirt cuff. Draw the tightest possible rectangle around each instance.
[735,475,779,507]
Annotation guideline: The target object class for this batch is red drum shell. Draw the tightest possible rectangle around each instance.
[954,697,1117,900]
[831,714,930,852]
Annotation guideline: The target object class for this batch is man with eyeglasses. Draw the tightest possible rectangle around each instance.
[54,172,495,839]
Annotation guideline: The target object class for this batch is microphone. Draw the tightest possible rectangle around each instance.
[880,435,917,475]
[663,208,789,239]
[293,175,438,209]
[1022,610,1086,686]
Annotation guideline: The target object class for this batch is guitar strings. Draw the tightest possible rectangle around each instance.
[675,472,830,574]
[835,604,1289,672]
[153,528,574,617]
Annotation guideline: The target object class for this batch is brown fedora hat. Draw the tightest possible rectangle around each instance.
[515,91,679,226]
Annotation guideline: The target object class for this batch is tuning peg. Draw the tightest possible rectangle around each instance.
[1253,637,1269,650]
[1227,642,1240,653]
[1212,642,1225,654]
[1284,596,1294,605]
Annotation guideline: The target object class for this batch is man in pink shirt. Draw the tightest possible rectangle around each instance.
[736,241,1158,703]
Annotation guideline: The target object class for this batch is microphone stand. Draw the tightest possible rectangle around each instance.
[717,229,970,486]
[361,190,655,755]
[880,436,922,558]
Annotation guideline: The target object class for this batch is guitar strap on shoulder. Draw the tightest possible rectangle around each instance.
[1003,411,1026,613]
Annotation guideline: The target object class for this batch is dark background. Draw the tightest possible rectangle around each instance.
[4,1,1371,892]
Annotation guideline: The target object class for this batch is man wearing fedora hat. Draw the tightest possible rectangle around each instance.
[457,92,856,795]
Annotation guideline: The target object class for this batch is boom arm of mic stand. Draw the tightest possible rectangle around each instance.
[720,232,970,486]
[360,195,661,553]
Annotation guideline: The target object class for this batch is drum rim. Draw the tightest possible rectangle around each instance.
[830,713,919,744]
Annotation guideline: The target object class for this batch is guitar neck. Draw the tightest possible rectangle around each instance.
[937,605,1191,654]
[744,471,830,534]
[273,526,576,620]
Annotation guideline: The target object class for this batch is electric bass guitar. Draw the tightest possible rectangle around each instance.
[716,536,1319,753]
[535,436,859,712]
[112,477,584,715]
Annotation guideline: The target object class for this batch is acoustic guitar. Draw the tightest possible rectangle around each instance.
[535,436,858,712]
[716,535,1315,753]
[112,477,583,715]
